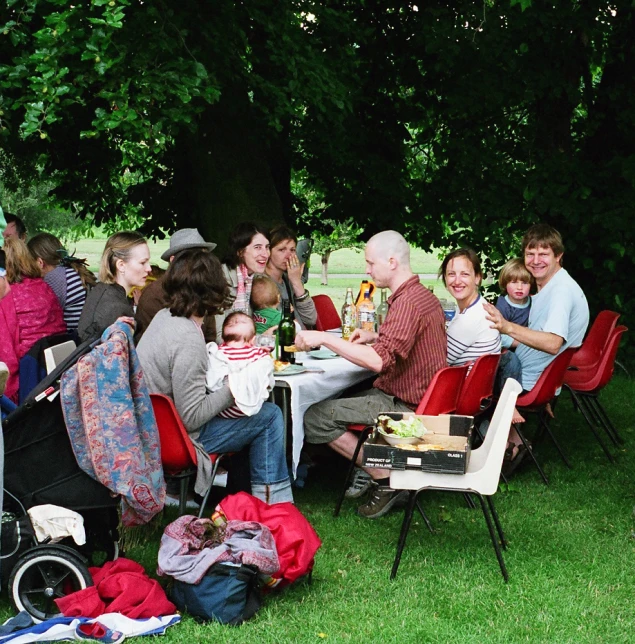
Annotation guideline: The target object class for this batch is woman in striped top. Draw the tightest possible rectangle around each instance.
[440,248,501,366]
[28,233,96,334]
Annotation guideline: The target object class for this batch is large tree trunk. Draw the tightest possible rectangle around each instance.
[168,87,289,259]
[321,251,331,285]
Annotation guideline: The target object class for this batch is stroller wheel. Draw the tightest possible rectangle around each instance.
[8,546,93,623]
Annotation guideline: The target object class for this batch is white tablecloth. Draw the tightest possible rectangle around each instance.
[274,355,374,476]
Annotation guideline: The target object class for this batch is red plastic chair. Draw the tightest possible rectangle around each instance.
[313,295,342,331]
[455,353,502,417]
[150,393,226,517]
[333,364,469,516]
[568,310,620,372]
[563,325,628,459]
[513,347,577,484]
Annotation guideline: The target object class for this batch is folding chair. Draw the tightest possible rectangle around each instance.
[563,325,628,459]
[333,364,469,517]
[568,310,620,373]
[514,347,577,484]
[313,294,342,331]
[389,378,522,581]
[150,393,227,518]
[456,353,502,417]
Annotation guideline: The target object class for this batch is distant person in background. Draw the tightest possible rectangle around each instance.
[0,237,65,401]
[78,231,151,342]
[28,233,96,334]
[2,213,27,241]
[135,228,217,342]
[265,225,317,329]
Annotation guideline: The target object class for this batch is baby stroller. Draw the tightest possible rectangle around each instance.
[1,337,120,622]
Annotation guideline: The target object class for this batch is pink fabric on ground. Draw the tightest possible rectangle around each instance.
[219,492,321,585]
[55,557,176,619]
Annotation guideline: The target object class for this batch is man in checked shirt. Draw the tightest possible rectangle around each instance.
[295,231,447,518]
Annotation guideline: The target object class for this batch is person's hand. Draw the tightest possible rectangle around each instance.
[295,330,325,351]
[286,253,305,291]
[263,325,278,336]
[483,301,509,334]
[349,328,378,344]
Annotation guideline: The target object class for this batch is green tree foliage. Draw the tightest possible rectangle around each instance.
[1,1,633,359]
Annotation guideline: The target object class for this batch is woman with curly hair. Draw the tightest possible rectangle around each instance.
[28,232,96,333]
[137,248,293,505]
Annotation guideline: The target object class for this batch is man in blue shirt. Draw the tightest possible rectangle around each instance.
[484,224,589,471]
[485,223,589,391]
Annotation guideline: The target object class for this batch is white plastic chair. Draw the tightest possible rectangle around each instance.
[389,378,522,581]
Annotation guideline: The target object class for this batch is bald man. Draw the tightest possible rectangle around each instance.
[295,231,447,519]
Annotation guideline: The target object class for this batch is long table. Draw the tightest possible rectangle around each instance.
[274,354,374,477]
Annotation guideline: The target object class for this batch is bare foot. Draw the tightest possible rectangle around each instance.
[512,407,525,424]
[545,402,555,419]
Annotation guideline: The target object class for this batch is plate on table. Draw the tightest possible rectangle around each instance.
[274,364,307,377]
[309,349,339,360]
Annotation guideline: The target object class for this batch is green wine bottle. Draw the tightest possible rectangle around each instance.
[278,300,296,364]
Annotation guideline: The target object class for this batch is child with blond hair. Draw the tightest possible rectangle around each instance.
[495,258,535,349]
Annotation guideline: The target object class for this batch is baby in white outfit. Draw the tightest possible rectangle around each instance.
[206,312,274,418]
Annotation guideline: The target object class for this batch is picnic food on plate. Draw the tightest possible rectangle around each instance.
[377,415,428,439]
[274,360,290,373]
[284,345,298,352]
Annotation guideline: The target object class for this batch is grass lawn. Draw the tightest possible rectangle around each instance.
[2,376,634,642]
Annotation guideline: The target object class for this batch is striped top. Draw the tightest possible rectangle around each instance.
[217,343,271,418]
[446,295,501,366]
[44,266,88,333]
[373,276,447,408]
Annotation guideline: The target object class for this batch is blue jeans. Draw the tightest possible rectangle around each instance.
[197,402,288,486]
[1,395,17,420]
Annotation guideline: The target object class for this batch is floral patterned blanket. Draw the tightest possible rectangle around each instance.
[60,317,165,526]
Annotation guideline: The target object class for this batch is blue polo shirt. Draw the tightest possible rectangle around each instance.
[515,268,589,390]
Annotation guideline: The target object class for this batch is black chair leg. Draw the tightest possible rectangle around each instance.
[197,455,224,519]
[593,397,625,445]
[178,475,189,516]
[475,493,508,582]
[569,391,615,462]
[579,394,620,447]
[515,423,549,485]
[415,498,434,534]
[391,491,418,580]
[486,495,507,550]
[538,411,572,469]
[334,428,372,517]
[463,492,477,509]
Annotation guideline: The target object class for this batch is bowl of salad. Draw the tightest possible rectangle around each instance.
[377,415,427,446]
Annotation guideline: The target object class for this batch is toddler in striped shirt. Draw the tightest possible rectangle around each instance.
[206,312,274,419]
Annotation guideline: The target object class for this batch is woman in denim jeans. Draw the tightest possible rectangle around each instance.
[137,248,293,504]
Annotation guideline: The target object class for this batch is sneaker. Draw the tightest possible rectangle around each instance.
[163,494,200,510]
[345,468,373,499]
[0,362,8,396]
[76,622,125,644]
[357,486,408,519]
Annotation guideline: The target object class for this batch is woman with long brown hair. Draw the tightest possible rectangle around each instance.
[28,232,96,333]
[137,248,293,505]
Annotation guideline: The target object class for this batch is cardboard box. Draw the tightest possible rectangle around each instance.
[362,413,474,474]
